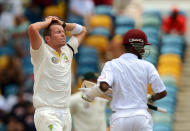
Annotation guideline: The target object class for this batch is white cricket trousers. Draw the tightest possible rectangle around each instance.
[34,107,71,131]
[110,115,153,131]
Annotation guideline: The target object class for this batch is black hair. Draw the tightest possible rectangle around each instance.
[123,43,143,59]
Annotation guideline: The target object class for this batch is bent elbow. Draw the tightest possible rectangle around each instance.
[28,24,34,30]
[162,90,167,98]
[100,82,109,92]
[28,24,40,34]
[164,90,167,97]
[82,27,87,35]
[28,24,36,33]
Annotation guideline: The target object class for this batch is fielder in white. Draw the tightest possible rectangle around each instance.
[81,29,167,131]
[28,16,86,131]
[70,72,108,131]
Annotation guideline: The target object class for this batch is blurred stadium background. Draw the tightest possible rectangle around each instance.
[0,0,189,131]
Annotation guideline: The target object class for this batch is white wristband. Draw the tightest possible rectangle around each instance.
[70,24,83,34]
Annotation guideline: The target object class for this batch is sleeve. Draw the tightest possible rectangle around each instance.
[67,36,79,54]
[148,63,166,93]
[30,41,46,65]
[98,62,114,86]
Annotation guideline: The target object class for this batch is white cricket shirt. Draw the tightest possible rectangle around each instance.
[70,92,108,131]
[98,53,166,116]
[30,36,78,109]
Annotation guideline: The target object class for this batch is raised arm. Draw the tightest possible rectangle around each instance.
[28,16,53,50]
[47,16,87,46]
[64,23,87,45]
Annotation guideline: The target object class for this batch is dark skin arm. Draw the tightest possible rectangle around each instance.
[149,90,167,103]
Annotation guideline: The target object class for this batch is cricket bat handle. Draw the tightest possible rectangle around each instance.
[147,104,167,113]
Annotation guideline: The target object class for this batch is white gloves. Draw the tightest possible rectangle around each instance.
[147,94,154,104]
[79,84,105,102]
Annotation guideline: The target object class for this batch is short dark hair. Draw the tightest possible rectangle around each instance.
[123,42,143,59]
[43,20,63,39]
[123,43,132,51]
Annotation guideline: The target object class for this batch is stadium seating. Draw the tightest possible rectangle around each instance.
[4,84,19,97]
[84,35,109,60]
[89,27,111,38]
[153,112,174,125]
[115,16,135,28]
[43,3,66,19]
[21,55,33,76]
[93,5,115,18]
[153,123,173,131]
[67,14,84,26]
[75,46,99,77]
[140,9,186,131]
[114,16,135,36]
[115,26,132,36]
[153,25,185,131]
[0,55,9,69]
[0,46,15,56]
[89,15,113,31]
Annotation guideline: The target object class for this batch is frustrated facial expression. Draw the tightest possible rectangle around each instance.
[48,25,66,48]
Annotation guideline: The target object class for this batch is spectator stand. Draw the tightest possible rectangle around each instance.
[152,8,187,131]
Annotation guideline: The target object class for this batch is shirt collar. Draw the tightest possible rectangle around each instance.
[120,53,138,59]
[45,43,66,54]
[45,43,56,52]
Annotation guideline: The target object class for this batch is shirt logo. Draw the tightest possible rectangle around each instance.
[98,75,106,81]
[64,55,69,63]
[129,38,144,43]
[48,124,53,131]
[51,57,59,64]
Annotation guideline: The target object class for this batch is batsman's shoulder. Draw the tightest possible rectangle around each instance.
[142,59,156,69]
[104,60,115,67]
[142,59,153,65]
[108,57,119,64]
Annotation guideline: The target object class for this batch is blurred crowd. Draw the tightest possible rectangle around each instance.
[0,0,187,130]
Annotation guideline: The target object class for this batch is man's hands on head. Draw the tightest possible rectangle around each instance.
[53,17,66,28]
[44,16,54,25]
[44,16,65,27]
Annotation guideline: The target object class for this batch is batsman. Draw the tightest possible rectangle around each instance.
[81,29,167,131]
[28,16,86,131]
